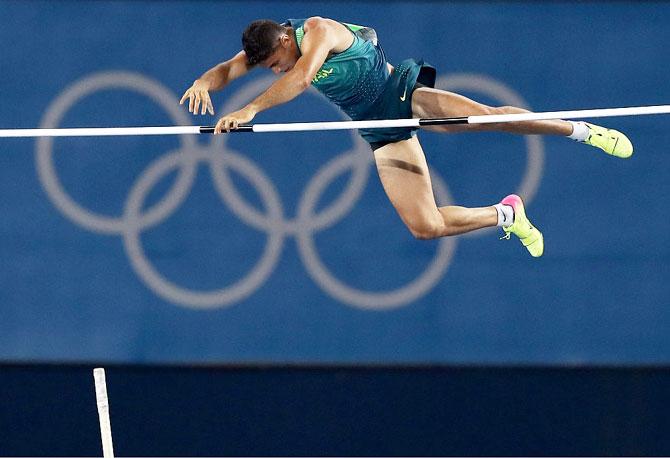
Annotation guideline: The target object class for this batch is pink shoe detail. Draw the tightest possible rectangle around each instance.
[500,194,523,210]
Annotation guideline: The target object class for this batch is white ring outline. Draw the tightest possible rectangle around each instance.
[33,71,542,310]
[122,147,285,308]
[35,71,198,234]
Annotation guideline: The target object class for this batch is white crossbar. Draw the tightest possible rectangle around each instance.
[0,104,667,137]
[0,126,201,138]
[468,105,670,124]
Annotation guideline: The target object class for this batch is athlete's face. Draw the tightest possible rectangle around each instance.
[262,34,298,74]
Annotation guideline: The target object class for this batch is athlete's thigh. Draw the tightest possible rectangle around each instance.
[373,136,441,225]
[411,87,496,133]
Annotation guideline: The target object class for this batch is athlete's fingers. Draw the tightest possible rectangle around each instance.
[179,90,190,105]
[193,94,201,115]
[201,94,209,115]
[188,93,195,113]
[205,95,214,115]
[213,115,242,134]
[218,118,230,134]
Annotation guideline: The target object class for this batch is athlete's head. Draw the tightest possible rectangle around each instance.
[242,19,297,73]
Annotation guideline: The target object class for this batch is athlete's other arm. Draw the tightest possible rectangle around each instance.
[180,50,253,115]
[214,17,336,133]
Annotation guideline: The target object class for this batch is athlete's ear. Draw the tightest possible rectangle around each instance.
[280,33,291,47]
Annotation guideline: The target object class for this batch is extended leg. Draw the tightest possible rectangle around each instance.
[411,87,633,158]
[412,87,572,135]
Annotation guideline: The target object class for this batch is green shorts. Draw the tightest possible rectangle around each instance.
[357,58,436,149]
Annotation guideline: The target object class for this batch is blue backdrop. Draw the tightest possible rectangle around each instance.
[1,0,669,364]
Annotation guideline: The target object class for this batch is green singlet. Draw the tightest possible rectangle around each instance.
[284,18,388,121]
[284,18,436,146]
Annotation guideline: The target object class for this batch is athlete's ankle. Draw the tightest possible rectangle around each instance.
[567,120,589,141]
[494,203,513,227]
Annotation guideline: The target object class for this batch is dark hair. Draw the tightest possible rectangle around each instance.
[242,19,286,65]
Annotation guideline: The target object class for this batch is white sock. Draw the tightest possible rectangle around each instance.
[494,203,514,227]
[568,121,590,142]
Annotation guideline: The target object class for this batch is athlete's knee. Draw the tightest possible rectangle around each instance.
[462,105,504,131]
[406,217,444,240]
[410,226,441,240]
[471,104,504,117]
[470,105,523,131]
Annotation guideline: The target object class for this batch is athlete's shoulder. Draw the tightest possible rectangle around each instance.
[303,16,343,31]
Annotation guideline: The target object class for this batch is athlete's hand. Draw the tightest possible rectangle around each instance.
[214,106,256,134]
[180,79,214,115]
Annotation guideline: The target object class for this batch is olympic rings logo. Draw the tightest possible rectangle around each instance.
[35,71,543,311]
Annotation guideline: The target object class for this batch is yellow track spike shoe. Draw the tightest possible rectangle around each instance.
[583,122,633,158]
[500,194,544,258]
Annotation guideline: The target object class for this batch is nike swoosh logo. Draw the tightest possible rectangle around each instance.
[400,87,407,101]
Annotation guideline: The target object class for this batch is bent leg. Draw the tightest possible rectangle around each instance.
[411,87,573,135]
[374,136,497,239]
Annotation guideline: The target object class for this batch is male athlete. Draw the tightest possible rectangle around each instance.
[180,17,633,257]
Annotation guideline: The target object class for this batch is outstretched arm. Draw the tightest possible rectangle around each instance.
[215,18,336,133]
[180,50,253,115]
